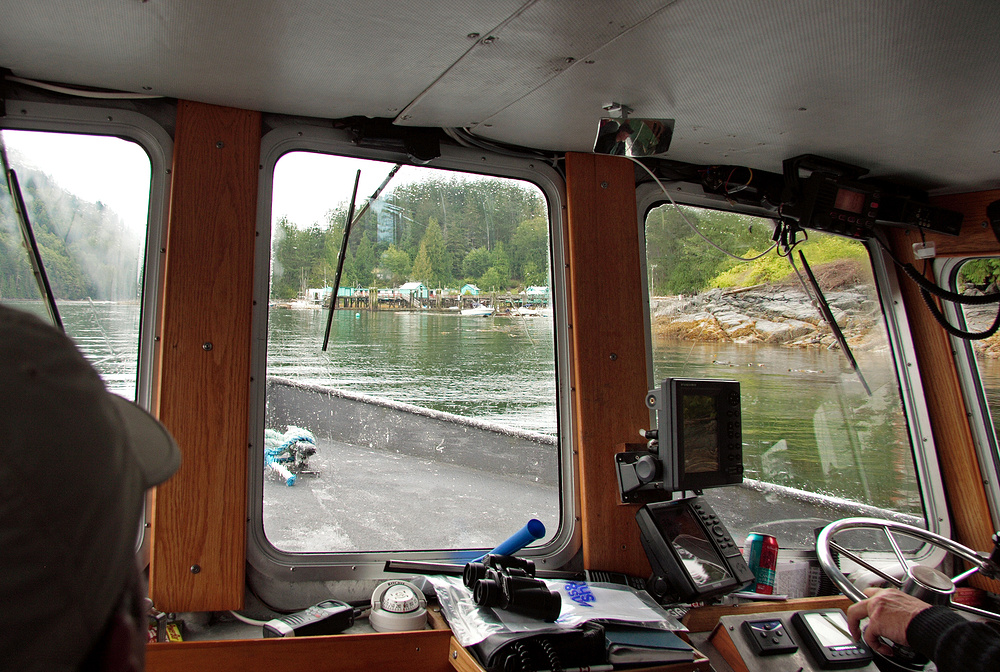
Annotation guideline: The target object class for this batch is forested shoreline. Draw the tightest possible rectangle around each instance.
[1,165,141,301]
[271,176,549,300]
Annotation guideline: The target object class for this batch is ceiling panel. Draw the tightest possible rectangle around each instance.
[395,0,678,128]
[0,0,525,119]
[1,0,999,191]
[415,0,1000,191]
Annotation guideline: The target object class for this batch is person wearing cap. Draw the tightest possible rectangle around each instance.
[0,304,181,672]
[846,587,1000,672]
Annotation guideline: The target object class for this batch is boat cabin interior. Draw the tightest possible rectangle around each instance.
[2,2,1000,671]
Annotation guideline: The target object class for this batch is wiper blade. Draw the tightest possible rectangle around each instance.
[321,163,402,351]
[798,250,871,396]
[351,163,401,228]
[322,169,362,351]
[0,137,63,331]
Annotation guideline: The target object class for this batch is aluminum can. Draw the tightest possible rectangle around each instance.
[745,533,778,594]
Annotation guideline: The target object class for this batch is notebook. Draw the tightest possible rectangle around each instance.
[604,626,695,664]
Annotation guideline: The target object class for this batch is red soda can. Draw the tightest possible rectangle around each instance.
[745,533,778,594]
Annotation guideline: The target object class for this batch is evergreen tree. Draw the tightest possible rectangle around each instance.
[381,245,411,286]
[410,242,432,284]
[483,242,511,289]
[354,233,376,287]
[510,217,548,282]
[479,266,504,292]
[462,247,491,281]
[420,217,451,288]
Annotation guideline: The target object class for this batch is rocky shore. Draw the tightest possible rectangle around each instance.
[652,278,1000,357]
[650,283,885,351]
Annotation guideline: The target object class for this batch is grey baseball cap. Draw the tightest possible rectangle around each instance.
[0,303,180,671]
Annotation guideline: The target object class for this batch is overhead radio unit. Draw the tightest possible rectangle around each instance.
[781,154,963,239]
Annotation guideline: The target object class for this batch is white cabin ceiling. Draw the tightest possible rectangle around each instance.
[2,0,999,192]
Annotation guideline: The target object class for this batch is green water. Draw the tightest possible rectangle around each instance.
[653,340,920,515]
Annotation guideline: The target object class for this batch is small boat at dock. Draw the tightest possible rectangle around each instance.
[461,304,494,316]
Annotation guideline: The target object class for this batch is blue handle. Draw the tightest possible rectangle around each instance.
[482,519,545,559]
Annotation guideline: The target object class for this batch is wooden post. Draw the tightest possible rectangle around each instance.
[884,189,1000,591]
[150,101,260,611]
[564,152,650,575]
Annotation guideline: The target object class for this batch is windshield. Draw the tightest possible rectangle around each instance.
[645,202,924,550]
[259,151,561,554]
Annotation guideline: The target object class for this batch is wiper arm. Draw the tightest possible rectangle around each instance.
[321,164,402,351]
[798,250,871,396]
[322,170,362,351]
[351,164,401,227]
[1,139,63,331]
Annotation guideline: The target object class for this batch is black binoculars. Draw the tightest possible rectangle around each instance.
[463,555,562,622]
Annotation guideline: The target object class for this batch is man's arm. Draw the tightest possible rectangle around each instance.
[846,587,1000,672]
[907,605,1000,672]
[845,588,930,656]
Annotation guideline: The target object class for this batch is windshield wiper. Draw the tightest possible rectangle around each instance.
[322,170,361,351]
[321,163,402,351]
[0,138,63,331]
[799,250,872,396]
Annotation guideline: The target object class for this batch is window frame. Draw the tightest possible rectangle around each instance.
[1,97,174,559]
[634,180,950,563]
[936,257,1000,529]
[247,122,576,587]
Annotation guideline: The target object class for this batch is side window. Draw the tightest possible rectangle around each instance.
[945,258,1000,524]
[0,130,152,401]
[645,203,924,548]
[952,258,1000,433]
[260,151,562,555]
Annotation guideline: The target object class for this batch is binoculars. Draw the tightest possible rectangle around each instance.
[463,555,562,622]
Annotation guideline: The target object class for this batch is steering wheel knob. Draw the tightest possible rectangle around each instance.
[902,565,955,606]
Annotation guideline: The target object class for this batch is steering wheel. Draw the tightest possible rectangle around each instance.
[816,518,1000,670]
[817,518,1000,621]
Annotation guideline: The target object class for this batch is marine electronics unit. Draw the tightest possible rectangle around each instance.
[635,496,754,603]
[781,154,963,239]
[617,378,743,503]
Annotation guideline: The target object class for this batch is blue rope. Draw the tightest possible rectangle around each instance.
[264,435,315,465]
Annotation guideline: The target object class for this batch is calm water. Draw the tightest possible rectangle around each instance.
[16,299,1000,516]
[6,300,143,397]
[267,307,559,434]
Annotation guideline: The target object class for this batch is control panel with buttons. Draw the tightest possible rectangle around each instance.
[741,618,799,655]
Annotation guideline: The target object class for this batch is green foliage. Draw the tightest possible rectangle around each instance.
[269,171,548,299]
[410,243,433,284]
[709,234,868,289]
[509,217,548,283]
[353,234,376,287]
[462,247,491,280]
[959,259,1000,286]
[708,249,790,288]
[645,203,869,294]
[380,245,411,286]
[420,218,451,288]
[479,266,505,292]
[646,205,771,295]
[1,165,140,301]
[486,242,511,288]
